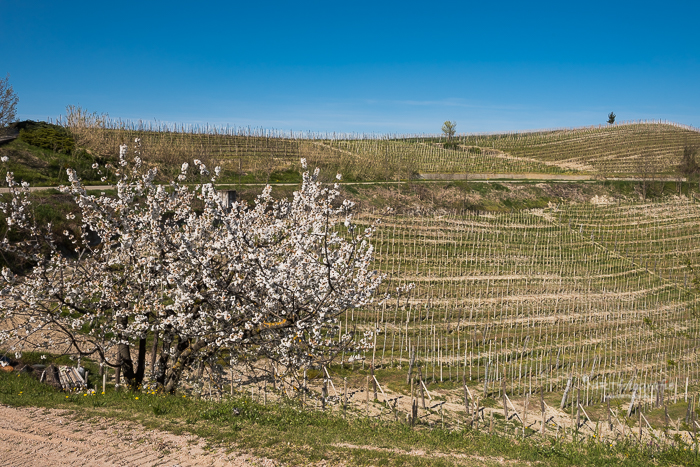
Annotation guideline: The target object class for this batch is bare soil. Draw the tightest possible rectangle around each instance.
[0,404,280,467]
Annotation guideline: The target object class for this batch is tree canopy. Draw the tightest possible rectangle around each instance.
[442,121,456,140]
[0,144,384,392]
[0,74,19,130]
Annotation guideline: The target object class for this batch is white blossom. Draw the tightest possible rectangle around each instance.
[0,152,385,392]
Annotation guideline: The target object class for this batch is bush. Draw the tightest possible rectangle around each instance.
[19,124,75,154]
[442,141,461,150]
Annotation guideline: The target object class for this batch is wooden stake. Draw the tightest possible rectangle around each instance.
[523,395,529,439]
[343,377,348,417]
[371,364,377,401]
[502,374,508,419]
[366,375,370,415]
[540,387,545,434]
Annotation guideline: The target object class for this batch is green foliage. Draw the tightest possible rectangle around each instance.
[0,135,103,186]
[441,120,456,140]
[19,123,75,154]
[678,145,699,177]
[607,112,616,124]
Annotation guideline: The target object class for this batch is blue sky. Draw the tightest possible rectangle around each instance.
[2,1,699,134]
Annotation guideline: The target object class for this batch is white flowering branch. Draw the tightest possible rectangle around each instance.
[0,145,383,392]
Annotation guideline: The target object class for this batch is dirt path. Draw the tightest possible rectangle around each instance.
[0,405,280,467]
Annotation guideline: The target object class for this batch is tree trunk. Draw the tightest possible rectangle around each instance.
[133,337,147,387]
[155,331,174,387]
[163,339,208,394]
[116,316,148,390]
[150,330,159,376]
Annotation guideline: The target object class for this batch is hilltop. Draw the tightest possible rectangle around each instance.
[2,118,699,187]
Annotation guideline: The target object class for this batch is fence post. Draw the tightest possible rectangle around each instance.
[114,356,121,390]
[473,396,479,429]
[463,375,470,417]
[410,376,415,426]
[419,367,426,409]
[523,395,529,439]
[371,364,377,401]
[303,369,307,408]
[366,375,370,415]
[343,377,348,418]
[406,346,415,385]
[576,387,581,436]
[502,375,508,419]
[541,387,545,434]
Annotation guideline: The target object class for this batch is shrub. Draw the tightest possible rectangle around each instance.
[19,124,75,154]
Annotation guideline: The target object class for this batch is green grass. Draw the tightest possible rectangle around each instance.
[1,367,698,466]
[0,137,104,186]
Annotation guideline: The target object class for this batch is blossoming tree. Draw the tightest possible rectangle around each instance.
[0,142,382,392]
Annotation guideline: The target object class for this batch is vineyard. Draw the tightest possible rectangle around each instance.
[347,196,700,392]
[4,115,700,452]
[57,112,700,182]
[457,121,700,175]
[268,194,700,444]
[211,194,700,447]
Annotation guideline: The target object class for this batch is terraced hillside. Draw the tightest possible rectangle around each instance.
[58,117,700,181]
[343,197,700,405]
[327,139,575,176]
[459,122,700,175]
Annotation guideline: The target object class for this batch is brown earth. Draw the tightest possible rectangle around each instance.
[0,404,281,467]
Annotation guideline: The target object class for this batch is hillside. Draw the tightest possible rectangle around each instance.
[3,118,699,185]
[3,118,700,466]
[460,122,700,176]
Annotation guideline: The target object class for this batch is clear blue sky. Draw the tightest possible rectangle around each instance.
[2,1,699,134]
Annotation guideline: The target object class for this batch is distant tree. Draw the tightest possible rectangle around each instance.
[678,145,700,192]
[0,74,19,131]
[607,112,616,125]
[636,153,658,200]
[442,121,456,141]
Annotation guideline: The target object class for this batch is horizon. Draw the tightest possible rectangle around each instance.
[3,1,699,134]
[40,114,700,140]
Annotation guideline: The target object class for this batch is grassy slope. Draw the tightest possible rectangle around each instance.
[0,137,105,186]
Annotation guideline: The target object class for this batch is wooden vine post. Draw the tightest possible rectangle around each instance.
[540,387,546,434]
